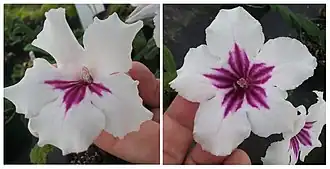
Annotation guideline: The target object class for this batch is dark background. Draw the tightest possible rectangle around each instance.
[163,4,326,165]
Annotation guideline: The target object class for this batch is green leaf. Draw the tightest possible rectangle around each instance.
[154,69,160,78]
[164,72,176,92]
[30,144,54,164]
[134,39,157,61]
[132,30,147,54]
[24,44,49,55]
[163,45,177,74]
[144,46,159,60]
[270,5,325,50]
[12,23,36,40]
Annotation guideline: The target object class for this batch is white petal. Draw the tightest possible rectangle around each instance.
[170,45,221,102]
[32,8,84,68]
[300,91,325,161]
[28,120,38,138]
[283,105,307,139]
[126,4,159,23]
[90,73,153,138]
[83,13,143,75]
[153,11,160,47]
[206,6,264,60]
[262,139,292,165]
[247,86,297,137]
[4,58,60,118]
[29,98,105,155]
[256,37,317,90]
[193,94,251,156]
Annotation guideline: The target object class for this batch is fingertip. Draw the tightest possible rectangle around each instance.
[128,61,160,108]
[184,144,226,164]
[165,96,199,130]
[93,130,118,152]
[223,149,251,165]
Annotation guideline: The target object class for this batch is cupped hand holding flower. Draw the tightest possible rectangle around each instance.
[94,61,160,164]
[4,8,154,156]
[170,6,317,156]
[163,96,251,164]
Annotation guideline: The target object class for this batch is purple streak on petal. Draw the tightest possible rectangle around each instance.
[248,63,265,77]
[45,80,79,90]
[63,84,83,113]
[296,129,312,146]
[75,85,87,104]
[251,65,274,80]
[247,88,269,109]
[212,68,239,80]
[45,79,111,114]
[223,91,241,118]
[251,75,272,85]
[290,137,300,159]
[63,84,81,103]
[241,51,250,77]
[213,83,233,89]
[88,84,103,96]
[233,43,244,75]
[222,89,235,105]
[92,82,111,94]
[234,91,245,111]
[228,51,242,77]
[304,121,316,129]
[245,90,259,108]
[204,74,235,85]
[232,43,250,77]
[250,85,267,97]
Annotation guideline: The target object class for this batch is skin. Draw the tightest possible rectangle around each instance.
[94,61,251,164]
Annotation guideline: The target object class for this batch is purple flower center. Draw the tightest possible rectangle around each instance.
[290,121,315,160]
[204,43,274,117]
[45,67,111,114]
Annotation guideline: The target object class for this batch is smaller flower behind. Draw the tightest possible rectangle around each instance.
[126,4,160,47]
[4,8,153,155]
[170,6,317,156]
[262,91,326,165]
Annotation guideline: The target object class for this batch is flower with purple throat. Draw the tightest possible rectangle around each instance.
[4,8,153,155]
[204,43,274,117]
[170,6,317,156]
[262,91,325,164]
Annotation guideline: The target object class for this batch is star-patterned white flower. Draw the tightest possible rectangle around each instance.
[4,8,153,155]
[126,4,160,47]
[170,6,317,156]
[262,91,326,165]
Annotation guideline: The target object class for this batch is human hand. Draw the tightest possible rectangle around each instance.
[94,61,160,164]
[163,96,251,164]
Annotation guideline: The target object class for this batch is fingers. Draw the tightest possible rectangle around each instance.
[163,114,194,164]
[128,62,160,108]
[163,96,200,164]
[94,120,160,164]
[185,144,251,165]
[223,149,251,165]
[184,144,226,164]
[165,96,199,130]
[151,108,160,123]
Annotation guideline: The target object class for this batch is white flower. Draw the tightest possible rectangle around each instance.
[126,4,160,47]
[4,8,153,155]
[262,91,325,165]
[170,6,317,156]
